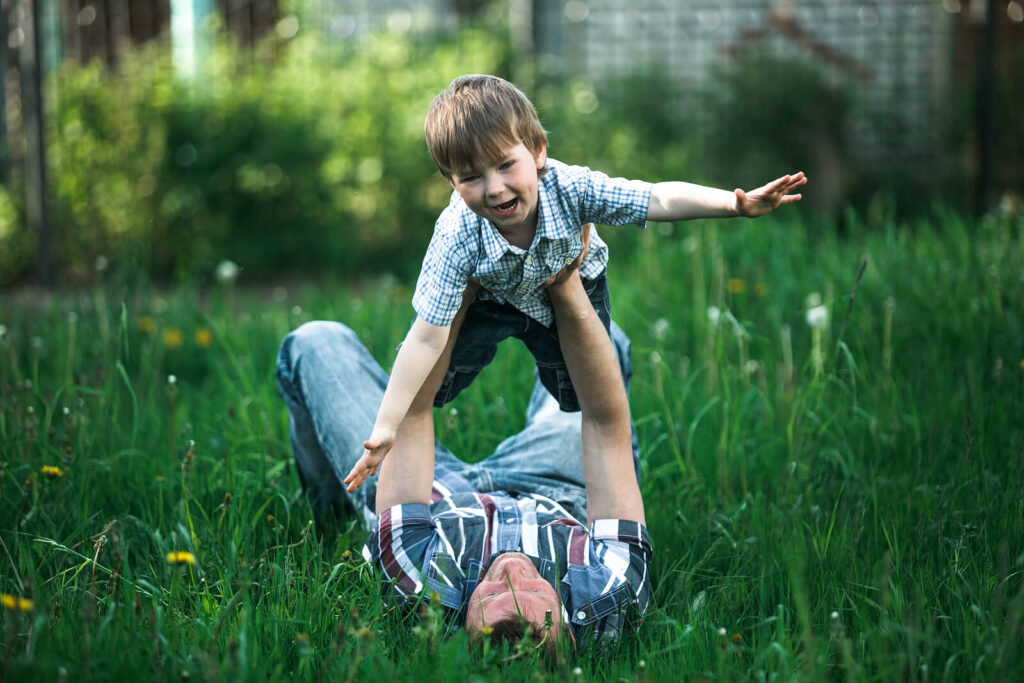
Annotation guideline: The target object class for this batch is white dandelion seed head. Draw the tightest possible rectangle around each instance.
[707,306,721,326]
[743,360,760,376]
[652,317,670,340]
[573,668,583,676]
[682,235,699,253]
[448,407,458,417]
[831,610,839,620]
[804,292,822,309]
[806,305,829,330]
[167,374,177,385]
[291,305,303,316]
[215,259,240,285]
[94,254,109,272]
[718,627,727,637]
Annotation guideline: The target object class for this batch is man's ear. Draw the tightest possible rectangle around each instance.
[534,143,547,170]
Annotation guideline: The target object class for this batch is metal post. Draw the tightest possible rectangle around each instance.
[975,0,996,215]
[21,0,51,284]
[0,2,10,183]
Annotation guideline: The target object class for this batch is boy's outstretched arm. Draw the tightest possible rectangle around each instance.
[374,282,480,511]
[344,317,450,492]
[647,172,807,221]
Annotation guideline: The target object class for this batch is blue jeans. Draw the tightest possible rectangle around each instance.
[434,276,611,412]
[275,319,640,532]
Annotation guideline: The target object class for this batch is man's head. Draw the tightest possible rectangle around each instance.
[424,74,548,183]
[464,552,573,654]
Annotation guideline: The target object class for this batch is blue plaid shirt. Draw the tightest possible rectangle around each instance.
[412,159,652,327]
[363,463,653,643]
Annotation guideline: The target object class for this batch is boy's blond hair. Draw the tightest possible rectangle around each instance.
[425,74,547,180]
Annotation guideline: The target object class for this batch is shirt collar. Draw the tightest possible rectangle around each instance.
[535,169,575,242]
[479,219,514,261]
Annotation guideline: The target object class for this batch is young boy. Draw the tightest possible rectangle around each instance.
[344,74,806,491]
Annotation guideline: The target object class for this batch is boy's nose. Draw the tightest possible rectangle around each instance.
[484,174,504,196]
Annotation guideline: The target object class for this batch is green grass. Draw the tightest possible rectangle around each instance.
[2,208,1023,681]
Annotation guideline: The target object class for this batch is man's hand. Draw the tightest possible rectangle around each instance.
[542,223,593,289]
[734,172,807,218]
[344,424,397,492]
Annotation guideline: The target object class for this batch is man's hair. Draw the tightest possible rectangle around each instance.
[424,74,548,180]
[469,610,562,661]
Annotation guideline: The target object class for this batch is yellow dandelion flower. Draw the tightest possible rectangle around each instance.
[1,593,33,612]
[41,465,64,478]
[755,282,768,297]
[195,328,213,349]
[266,514,275,523]
[162,328,184,349]
[727,278,746,294]
[138,316,157,334]
[481,626,494,635]
[1019,358,1024,371]
[165,551,196,566]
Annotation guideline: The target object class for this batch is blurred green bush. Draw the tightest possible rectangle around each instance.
[22,27,509,284]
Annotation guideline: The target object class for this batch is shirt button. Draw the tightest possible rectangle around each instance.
[576,611,587,620]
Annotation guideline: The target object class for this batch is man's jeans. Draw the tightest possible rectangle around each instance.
[275,319,640,532]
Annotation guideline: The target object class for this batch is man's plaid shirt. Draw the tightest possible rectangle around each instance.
[412,159,652,327]
[363,464,653,643]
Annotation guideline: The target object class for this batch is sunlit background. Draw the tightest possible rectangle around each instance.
[0,0,1021,285]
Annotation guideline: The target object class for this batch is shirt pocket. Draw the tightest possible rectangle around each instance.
[424,550,466,610]
[564,564,631,627]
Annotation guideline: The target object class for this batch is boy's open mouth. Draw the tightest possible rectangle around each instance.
[493,198,519,216]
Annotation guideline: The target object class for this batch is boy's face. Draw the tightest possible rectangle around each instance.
[448,141,547,235]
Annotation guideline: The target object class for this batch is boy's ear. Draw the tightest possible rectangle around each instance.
[534,143,547,170]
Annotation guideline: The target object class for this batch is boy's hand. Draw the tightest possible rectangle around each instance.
[344,425,397,492]
[735,172,807,218]
[542,223,592,289]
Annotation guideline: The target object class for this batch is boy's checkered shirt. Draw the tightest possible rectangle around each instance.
[412,159,652,327]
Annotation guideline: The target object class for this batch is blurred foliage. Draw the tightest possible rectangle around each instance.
[0,19,994,285]
[36,25,509,285]
[704,54,853,212]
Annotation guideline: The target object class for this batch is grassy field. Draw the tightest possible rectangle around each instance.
[1,208,1022,681]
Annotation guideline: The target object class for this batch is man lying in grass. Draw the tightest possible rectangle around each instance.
[276,257,649,651]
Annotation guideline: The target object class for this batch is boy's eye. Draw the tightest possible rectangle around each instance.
[499,160,514,170]
[459,174,480,183]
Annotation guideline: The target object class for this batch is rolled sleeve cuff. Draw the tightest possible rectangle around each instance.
[589,518,652,552]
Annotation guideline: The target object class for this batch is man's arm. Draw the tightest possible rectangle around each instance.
[547,273,644,524]
[344,317,450,491]
[647,172,806,221]
[374,282,480,511]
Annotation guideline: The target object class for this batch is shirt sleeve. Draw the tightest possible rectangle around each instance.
[411,208,478,327]
[366,503,436,598]
[577,169,653,230]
